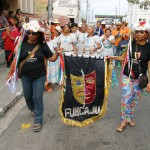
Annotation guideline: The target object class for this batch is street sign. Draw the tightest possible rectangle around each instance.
[53,7,78,18]
[66,8,78,18]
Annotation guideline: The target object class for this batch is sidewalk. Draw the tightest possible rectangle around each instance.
[0,48,5,66]
[0,64,23,118]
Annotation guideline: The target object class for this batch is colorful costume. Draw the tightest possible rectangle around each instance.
[120,75,142,123]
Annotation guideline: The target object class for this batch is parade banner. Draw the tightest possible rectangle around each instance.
[60,55,112,127]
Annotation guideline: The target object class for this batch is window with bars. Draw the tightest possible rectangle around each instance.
[21,0,34,14]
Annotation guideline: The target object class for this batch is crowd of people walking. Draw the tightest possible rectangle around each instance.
[1,8,150,132]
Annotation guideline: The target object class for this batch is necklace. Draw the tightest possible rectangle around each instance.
[137,41,146,45]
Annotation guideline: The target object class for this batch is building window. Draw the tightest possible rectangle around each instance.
[144,4,148,10]
[140,4,143,9]
[139,19,142,23]
[21,0,34,14]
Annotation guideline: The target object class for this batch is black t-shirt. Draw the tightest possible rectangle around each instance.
[19,41,53,78]
[123,41,150,79]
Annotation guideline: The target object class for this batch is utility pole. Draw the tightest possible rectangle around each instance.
[118,0,121,22]
[119,0,120,16]
[115,7,117,23]
[48,0,53,23]
[88,3,90,23]
[130,3,133,27]
[92,9,94,22]
[86,0,89,23]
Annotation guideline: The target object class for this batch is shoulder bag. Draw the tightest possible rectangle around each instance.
[18,44,40,78]
[136,43,148,89]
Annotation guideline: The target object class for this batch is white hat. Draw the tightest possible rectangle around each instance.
[53,19,60,24]
[101,21,106,25]
[55,26,62,33]
[116,22,122,26]
[23,20,45,32]
[132,22,150,33]
[78,23,82,28]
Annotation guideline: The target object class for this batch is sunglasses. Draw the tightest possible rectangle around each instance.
[27,31,38,35]
[135,30,145,34]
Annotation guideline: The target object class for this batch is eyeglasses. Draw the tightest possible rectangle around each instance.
[27,31,38,36]
[135,30,145,34]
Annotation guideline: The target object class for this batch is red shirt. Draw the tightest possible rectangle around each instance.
[12,27,20,38]
[2,31,15,50]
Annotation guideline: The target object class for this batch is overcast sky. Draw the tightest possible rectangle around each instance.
[81,0,128,16]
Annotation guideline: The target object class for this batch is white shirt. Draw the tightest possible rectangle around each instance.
[52,36,60,48]
[84,35,100,52]
[47,40,55,53]
[72,30,80,42]
[99,35,115,43]
[58,33,75,52]
[78,32,88,43]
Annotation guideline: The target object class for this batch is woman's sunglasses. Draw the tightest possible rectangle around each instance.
[27,31,38,35]
[135,30,145,34]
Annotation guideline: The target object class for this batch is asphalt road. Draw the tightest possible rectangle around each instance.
[0,83,150,150]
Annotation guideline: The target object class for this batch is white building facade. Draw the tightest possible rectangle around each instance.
[124,1,150,26]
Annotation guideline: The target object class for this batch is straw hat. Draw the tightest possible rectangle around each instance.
[78,23,82,28]
[116,22,122,26]
[55,26,62,33]
[53,19,60,24]
[101,21,106,25]
[132,21,150,34]
[122,21,128,26]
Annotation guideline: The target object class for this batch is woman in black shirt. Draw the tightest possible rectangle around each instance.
[111,23,150,132]
[7,20,60,132]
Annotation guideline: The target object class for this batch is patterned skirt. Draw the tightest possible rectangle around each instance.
[120,75,142,123]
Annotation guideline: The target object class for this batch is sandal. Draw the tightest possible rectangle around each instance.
[117,123,126,132]
[33,124,42,132]
[128,120,135,127]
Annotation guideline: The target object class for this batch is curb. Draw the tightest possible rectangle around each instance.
[0,91,23,118]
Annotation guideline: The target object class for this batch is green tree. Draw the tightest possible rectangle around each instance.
[127,0,139,4]
[127,0,150,5]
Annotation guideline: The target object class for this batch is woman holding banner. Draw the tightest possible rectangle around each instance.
[110,22,150,132]
[6,20,60,132]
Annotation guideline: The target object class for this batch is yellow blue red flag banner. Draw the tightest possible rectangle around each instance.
[60,55,113,127]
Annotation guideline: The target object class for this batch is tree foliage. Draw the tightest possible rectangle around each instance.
[127,0,150,4]
[127,0,139,4]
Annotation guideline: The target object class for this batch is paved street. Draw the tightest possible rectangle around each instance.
[0,80,149,150]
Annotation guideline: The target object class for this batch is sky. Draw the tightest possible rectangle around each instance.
[81,0,128,16]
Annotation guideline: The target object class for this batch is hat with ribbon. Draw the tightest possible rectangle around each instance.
[132,21,150,34]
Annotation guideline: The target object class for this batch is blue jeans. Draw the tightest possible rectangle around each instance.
[21,76,46,125]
